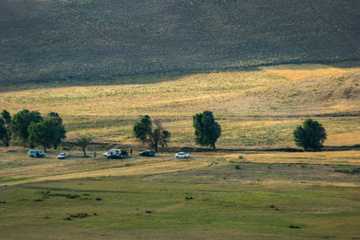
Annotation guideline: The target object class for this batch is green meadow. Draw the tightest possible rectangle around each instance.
[1,150,360,240]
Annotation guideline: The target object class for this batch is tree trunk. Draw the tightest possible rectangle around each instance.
[154,143,158,153]
[2,140,9,147]
[212,143,216,150]
[82,148,87,157]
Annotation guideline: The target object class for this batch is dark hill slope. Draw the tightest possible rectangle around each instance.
[1,0,359,84]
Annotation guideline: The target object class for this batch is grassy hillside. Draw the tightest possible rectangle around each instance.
[0,62,359,150]
[1,0,359,84]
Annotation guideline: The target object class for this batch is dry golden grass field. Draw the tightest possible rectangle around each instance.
[0,62,359,149]
[1,62,360,239]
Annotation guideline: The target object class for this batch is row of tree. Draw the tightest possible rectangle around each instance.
[0,108,327,153]
[133,111,222,152]
[0,109,66,151]
[133,111,327,152]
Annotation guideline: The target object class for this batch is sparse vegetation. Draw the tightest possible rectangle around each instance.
[0,1,358,85]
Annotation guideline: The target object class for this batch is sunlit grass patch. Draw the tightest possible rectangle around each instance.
[261,64,351,80]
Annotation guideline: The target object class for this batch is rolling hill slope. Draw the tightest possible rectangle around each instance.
[1,0,359,84]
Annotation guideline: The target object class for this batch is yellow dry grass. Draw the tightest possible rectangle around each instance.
[223,150,360,165]
[0,62,359,147]
[0,153,211,186]
[326,131,360,146]
[261,64,349,80]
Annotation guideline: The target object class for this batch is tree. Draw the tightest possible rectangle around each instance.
[76,136,92,157]
[28,119,57,152]
[46,112,66,149]
[133,115,171,153]
[11,109,43,146]
[0,110,11,147]
[193,111,221,150]
[293,118,327,151]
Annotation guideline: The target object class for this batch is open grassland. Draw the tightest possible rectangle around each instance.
[1,62,360,239]
[0,62,360,149]
[0,149,359,239]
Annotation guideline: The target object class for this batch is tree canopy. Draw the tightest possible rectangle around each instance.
[0,110,11,147]
[293,118,327,151]
[11,109,43,146]
[193,111,221,150]
[28,119,57,152]
[46,112,66,149]
[133,115,170,153]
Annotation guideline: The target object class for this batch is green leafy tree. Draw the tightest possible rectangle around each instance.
[0,110,11,147]
[293,118,327,151]
[193,111,221,150]
[28,119,57,152]
[76,136,92,157]
[11,109,43,146]
[46,112,66,149]
[133,115,171,153]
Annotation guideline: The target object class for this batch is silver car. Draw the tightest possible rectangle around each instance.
[57,153,66,159]
[175,152,190,159]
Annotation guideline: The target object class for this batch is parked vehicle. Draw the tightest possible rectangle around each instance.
[28,150,46,158]
[103,149,125,159]
[175,152,190,158]
[139,150,155,157]
[57,153,66,159]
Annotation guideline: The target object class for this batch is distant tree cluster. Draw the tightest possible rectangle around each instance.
[0,109,66,152]
[1,108,328,154]
[133,111,222,152]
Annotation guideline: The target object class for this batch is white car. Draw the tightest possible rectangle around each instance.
[175,152,190,159]
[57,153,66,159]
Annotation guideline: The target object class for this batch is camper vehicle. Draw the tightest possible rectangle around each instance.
[28,150,46,158]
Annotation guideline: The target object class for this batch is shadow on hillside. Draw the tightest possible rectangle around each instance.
[1,59,359,93]
[0,66,261,93]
